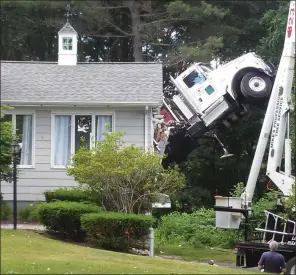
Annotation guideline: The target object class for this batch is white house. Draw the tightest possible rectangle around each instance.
[1,22,163,206]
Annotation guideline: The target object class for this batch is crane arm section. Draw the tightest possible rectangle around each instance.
[241,0,295,207]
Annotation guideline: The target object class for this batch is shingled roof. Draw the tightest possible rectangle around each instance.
[1,61,163,107]
[58,22,77,34]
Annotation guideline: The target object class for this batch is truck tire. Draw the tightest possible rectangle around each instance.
[286,256,296,275]
[240,71,272,102]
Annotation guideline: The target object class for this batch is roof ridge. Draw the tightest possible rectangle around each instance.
[1,60,162,65]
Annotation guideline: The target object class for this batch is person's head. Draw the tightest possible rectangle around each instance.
[269,240,279,252]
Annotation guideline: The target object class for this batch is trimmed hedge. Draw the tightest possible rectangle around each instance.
[44,188,91,203]
[81,212,154,251]
[37,201,103,240]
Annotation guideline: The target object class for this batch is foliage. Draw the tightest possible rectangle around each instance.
[37,201,102,240]
[229,182,245,197]
[0,193,12,221]
[283,183,296,219]
[252,189,281,221]
[176,106,266,211]
[81,211,153,252]
[212,1,279,61]
[155,208,241,249]
[18,202,40,223]
[68,131,185,213]
[257,1,289,65]
[44,187,97,204]
[0,106,14,182]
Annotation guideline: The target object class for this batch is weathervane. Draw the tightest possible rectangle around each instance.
[66,2,70,22]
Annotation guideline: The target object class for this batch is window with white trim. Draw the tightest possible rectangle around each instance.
[62,37,73,50]
[53,114,113,167]
[3,114,34,166]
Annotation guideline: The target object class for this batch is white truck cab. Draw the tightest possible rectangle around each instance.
[168,52,276,139]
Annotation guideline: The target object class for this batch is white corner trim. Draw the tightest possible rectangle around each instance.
[144,106,149,152]
[150,107,154,151]
[50,112,55,169]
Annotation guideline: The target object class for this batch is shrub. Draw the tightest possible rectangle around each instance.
[67,131,185,213]
[81,212,154,251]
[44,187,94,204]
[1,193,12,221]
[37,201,102,240]
[18,202,41,223]
[154,207,241,249]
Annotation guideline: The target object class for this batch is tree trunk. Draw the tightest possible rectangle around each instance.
[125,0,143,62]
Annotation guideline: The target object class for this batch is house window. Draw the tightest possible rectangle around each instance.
[53,114,113,167]
[54,115,72,166]
[95,115,112,142]
[4,114,34,166]
[75,115,92,152]
[62,37,73,50]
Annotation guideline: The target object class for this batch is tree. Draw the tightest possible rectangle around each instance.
[0,107,14,182]
[257,1,289,65]
[283,182,295,219]
[67,131,185,213]
[211,0,280,61]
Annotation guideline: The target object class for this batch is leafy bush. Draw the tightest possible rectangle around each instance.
[44,187,94,204]
[252,189,281,221]
[68,131,185,213]
[229,182,245,197]
[155,208,241,249]
[18,202,41,223]
[37,201,102,240]
[1,193,12,221]
[283,183,295,219]
[81,211,154,251]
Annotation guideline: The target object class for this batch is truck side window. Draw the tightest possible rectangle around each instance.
[183,70,206,88]
[205,85,215,95]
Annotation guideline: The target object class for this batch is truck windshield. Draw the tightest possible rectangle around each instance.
[183,70,206,88]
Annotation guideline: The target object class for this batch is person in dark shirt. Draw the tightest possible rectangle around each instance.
[258,240,287,274]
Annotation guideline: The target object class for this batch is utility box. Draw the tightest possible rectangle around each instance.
[215,196,242,229]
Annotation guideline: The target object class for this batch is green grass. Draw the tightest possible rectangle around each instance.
[1,229,258,274]
[155,244,235,262]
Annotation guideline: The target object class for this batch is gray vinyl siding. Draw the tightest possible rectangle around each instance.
[1,106,152,202]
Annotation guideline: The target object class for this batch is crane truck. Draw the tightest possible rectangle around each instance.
[214,1,296,274]
[152,1,295,274]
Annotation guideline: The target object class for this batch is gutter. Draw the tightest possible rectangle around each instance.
[1,101,163,108]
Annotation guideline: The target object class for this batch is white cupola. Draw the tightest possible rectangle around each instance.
[58,22,78,65]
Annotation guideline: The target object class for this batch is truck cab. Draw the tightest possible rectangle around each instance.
[168,52,276,139]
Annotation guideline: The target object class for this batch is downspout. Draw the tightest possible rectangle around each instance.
[144,106,149,151]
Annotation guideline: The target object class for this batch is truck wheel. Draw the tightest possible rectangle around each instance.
[286,256,296,275]
[240,71,272,102]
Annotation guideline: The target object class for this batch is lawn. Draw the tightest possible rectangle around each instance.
[155,244,235,262]
[1,229,258,274]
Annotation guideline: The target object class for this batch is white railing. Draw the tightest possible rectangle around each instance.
[255,210,296,244]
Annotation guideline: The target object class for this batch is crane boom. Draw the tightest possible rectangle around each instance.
[241,0,295,207]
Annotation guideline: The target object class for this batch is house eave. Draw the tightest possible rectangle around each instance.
[1,100,163,108]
